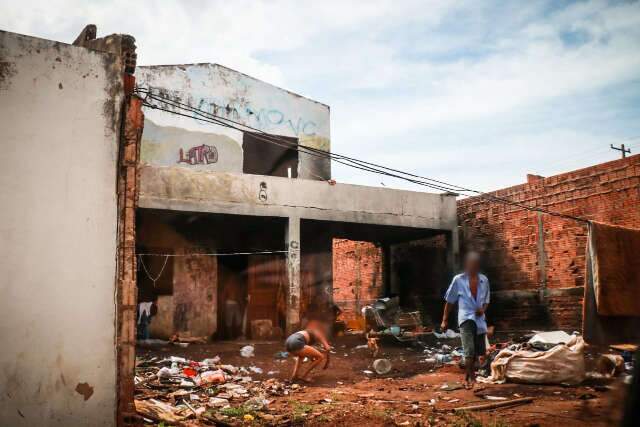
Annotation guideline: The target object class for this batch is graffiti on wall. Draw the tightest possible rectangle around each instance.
[195,97,318,137]
[178,144,218,165]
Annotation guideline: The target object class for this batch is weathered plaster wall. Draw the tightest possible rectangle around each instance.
[136,64,331,179]
[137,213,218,339]
[138,166,458,231]
[0,31,122,425]
[172,254,217,338]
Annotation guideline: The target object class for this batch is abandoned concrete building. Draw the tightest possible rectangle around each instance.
[0,28,457,425]
[3,25,639,427]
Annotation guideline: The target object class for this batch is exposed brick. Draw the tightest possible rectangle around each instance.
[332,239,383,326]
[457,155,640,330]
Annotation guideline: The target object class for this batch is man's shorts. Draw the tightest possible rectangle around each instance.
[459,320,487,358]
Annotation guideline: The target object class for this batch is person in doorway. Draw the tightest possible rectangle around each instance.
[137,300,157,340]
[222,280,244,339]
[440,251,490,389]
[285,324,332,382]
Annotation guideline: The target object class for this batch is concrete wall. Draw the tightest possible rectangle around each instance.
[0,31,122,425]
[136,64,331,179]
[457,155,640,330]
[138,166,458,231]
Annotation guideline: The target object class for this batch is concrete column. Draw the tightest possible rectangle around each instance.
[382,243,394,295]
[536,212,547,302]
[286,216,301,334]
[446,228,460,279]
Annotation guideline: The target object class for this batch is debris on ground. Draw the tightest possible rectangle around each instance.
[134,350,304,425]
[134,331,634,425]
[240,345,255,358]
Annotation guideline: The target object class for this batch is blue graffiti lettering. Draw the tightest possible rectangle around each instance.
[266,109,284,125]
[191,96,317,136]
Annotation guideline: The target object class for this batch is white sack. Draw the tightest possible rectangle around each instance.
[484,335,585,385]
[528,330,573,345]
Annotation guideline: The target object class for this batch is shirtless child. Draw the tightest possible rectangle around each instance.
[284,325,331,382]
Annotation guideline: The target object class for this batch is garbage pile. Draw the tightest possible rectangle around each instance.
[476,331,636,386]
[362,297,430,342]
[134,353,301,424]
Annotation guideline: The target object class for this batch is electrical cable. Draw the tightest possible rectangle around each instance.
[137,250,289,257]
[133,86,638,224]
[137,88,586,220]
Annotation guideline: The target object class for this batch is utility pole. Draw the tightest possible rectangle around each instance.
[610,143,631,159]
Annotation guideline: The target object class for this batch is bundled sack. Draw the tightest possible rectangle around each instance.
[481,335,585,385]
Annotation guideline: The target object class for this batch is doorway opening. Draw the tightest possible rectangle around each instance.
[135,209,288,342]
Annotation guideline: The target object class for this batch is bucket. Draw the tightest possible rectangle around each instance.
[373,358,392,375]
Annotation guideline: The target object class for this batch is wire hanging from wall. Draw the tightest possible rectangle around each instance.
[138,254,170,287]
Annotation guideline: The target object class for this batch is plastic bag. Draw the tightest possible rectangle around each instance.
[240,345,255,358]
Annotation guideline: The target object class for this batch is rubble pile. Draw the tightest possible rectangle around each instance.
[134,353,302,425]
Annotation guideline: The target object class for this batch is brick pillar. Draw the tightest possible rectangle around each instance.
[116,92,143,426]
[286,216,301,334]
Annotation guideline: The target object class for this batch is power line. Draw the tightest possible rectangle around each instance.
[611,143,632,158]
[134,86,591,223]
[137,250,289,257]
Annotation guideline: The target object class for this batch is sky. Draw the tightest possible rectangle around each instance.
[2,0,640,192]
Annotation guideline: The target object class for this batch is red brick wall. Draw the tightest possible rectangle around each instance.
[332,239,384,327]
[458,155,640,330]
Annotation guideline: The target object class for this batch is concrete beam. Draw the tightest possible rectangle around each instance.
[286,216,301,334]
[138,166,458,231]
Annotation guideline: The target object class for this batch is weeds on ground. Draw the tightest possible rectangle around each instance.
[371,408,395,422]
[453,411,510,427]
[219,406,255,418]
[290,400,315,423]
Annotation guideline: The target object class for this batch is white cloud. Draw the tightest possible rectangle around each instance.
[1,0,639,192]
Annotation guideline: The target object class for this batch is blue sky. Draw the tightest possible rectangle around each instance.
[3,0,639,192]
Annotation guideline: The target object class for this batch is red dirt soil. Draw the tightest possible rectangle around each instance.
[136,335,628,426]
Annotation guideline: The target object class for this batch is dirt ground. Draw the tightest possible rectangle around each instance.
[136,334,629,426]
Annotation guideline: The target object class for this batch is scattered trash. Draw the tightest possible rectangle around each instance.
[201,356,220,366]
[209,397,230,407]
[274,351,289,359]
[436,354,452,364]
[200,370,226,385]
[434,329,460,339]
[440,382,464,392]
[243,396,269,411]
[373,358,392,375]
[182,367,197,377]
[528,331,573,348]
[596,354,624,377]
[157,366,176,379]
[248,366,263,374]
[135,399,186,423]
[240,345,255,358]
[484,395,508,401]
[363,370,375,375]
